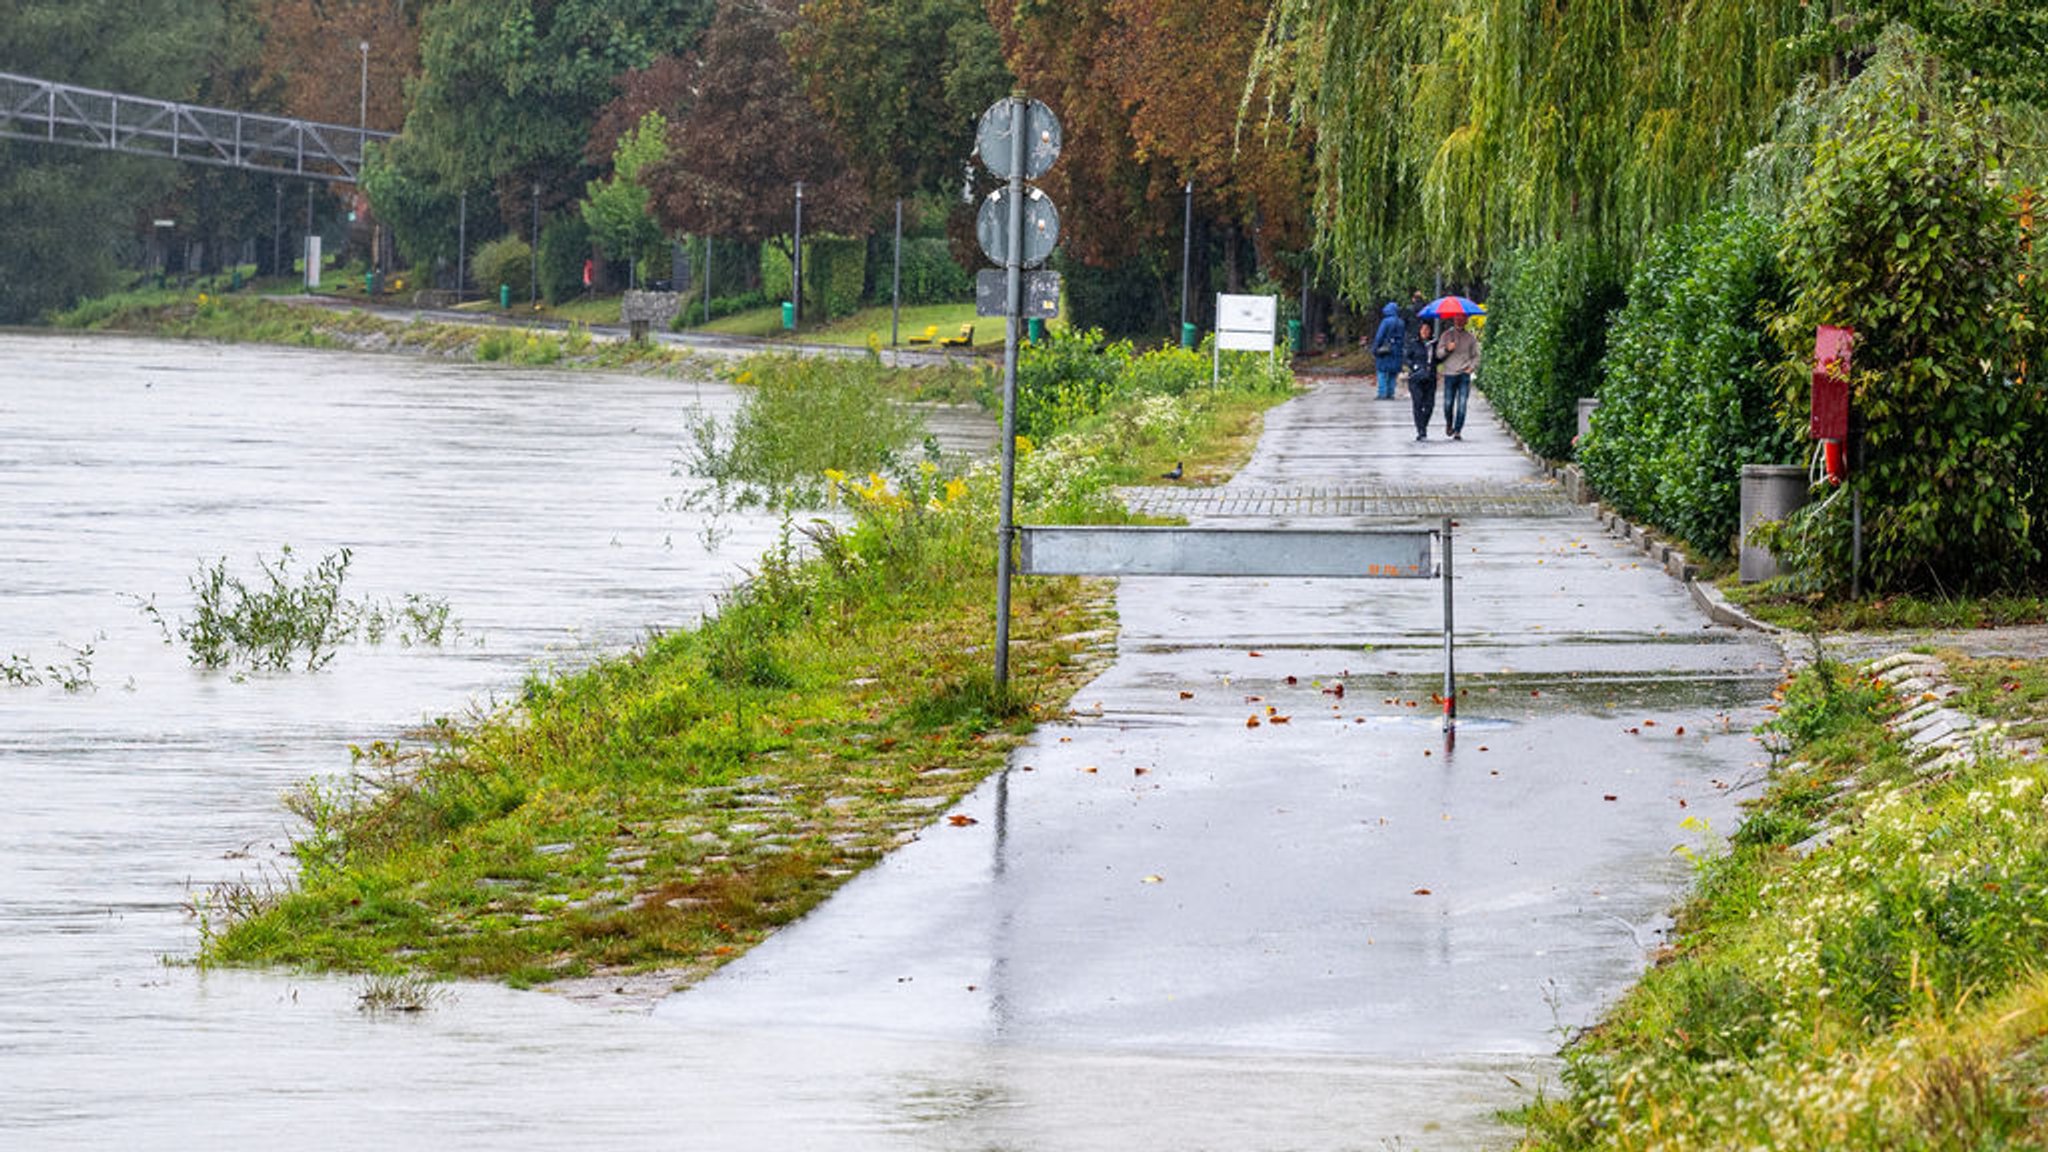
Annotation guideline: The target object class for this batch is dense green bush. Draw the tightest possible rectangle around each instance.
[761,238,862,320]
[1481,240,1626,459]
[892,237,974,304]
[805,237,867,319]
[538,215,592,305]
[1579,207,1799,557]
[1766,49,2048,593]
[1007,326,1292,439]
[471,235,533,303]
[1059,255,1168,338]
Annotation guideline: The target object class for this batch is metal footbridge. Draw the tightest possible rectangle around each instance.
[0,70,393,182]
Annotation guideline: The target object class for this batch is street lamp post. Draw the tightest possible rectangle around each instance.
[792,181,804,331]
[530,182,540,306]
[358,40,369,133]
[1180,178,1194,348]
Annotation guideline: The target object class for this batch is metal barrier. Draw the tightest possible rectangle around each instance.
[1015,520,1459,729]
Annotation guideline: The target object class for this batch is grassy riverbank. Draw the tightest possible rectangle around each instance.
[177,321,1293,995]
[1520,650,2048,1149]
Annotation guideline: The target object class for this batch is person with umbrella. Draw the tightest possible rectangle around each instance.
[1421,296,1484,440]
[1403,316,1438,441]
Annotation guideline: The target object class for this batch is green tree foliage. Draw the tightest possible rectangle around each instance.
[404,0,714,223]
[1258,0,1820,298]
[361,137,470,270]
[1579,208,1799,557]
[580,110,668,284]
[1479,241,1625,460]
[1768,44,2047,593]
[785,0,1012,203]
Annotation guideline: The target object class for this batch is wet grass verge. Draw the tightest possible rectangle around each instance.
[193,344,1293,998]
[1519,649,2048,1149]
[1720,581,2048,632]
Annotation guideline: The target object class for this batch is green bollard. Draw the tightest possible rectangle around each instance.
[500,283,511,310]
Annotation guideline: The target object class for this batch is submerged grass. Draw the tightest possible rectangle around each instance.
[195,342,1294,993]
[1519,651,2048,1150]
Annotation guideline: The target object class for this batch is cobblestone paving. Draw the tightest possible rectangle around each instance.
[1118,479,1576,520]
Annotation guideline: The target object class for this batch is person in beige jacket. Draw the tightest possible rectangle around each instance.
[1434,317,1481,440]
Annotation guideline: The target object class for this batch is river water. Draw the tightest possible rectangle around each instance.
[0,333,905,1148]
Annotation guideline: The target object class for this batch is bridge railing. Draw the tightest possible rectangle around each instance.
[0,71,394,183]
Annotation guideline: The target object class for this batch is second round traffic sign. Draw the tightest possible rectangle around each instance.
[975,187,1061,268]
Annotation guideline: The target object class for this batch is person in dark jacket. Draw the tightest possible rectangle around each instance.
[1370,302,1405,400]
[1404,318,1437,440]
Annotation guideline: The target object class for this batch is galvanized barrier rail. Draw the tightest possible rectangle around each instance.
[0,70,392,183]
[1015,521,1460,728]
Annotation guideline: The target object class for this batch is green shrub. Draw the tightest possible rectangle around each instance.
[472,235,532,303]
[538,215,591,305]
[683,352,927,508]
[1579,206,1799,557]
[892,237,973,304]
[1767,43,2048,594]
[1481,239,1626,460]
[1060,255,1168,338]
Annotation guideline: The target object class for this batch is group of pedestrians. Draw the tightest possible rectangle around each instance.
[1368,291,1481,442]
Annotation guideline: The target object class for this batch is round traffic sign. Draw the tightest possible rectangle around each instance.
[976,186,1061,268]
[975,98,1062,182]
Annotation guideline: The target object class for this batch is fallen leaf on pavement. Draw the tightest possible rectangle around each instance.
[948,814,979,826]
[1142,874,1164,884]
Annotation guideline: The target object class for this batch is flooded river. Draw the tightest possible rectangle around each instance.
[2,333,1777,1150]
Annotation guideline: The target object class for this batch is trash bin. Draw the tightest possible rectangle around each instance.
[782,301,795,330]
[1181,321,1197,349]
[1287,318,1303,354]
[1739,464,1811,583]
[1027,318,1044,344]
[1576,398,1600,444]
[500,283,511,310]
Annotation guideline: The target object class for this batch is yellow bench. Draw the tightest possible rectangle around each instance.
[937,323,974,347]
[906,324,939,344]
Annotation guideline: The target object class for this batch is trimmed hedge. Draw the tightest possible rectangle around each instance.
[1579,207,1799,558]
[1481,241,1625,460]
[762,237,866,320]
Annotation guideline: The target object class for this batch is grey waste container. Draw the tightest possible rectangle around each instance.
[1739,464,1811,583]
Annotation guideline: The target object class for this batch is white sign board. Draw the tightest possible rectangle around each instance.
[304,235,322,291]
[1215,293,1277,351]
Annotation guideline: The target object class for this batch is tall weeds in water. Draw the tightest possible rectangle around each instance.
[136,546,456,672]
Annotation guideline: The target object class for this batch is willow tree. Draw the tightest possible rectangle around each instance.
[1257,0,1820,298]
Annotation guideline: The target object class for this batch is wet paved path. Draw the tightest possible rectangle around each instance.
[655,377,1786,1148]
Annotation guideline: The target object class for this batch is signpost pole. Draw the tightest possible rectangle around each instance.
[892,198,903,347]
[1441,517,1456,732]
[995,95,1028,694]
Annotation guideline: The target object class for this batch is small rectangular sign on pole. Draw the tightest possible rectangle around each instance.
[977,268,1060,319]
[1214,294,1277,351]
[1213,292,1278,384]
